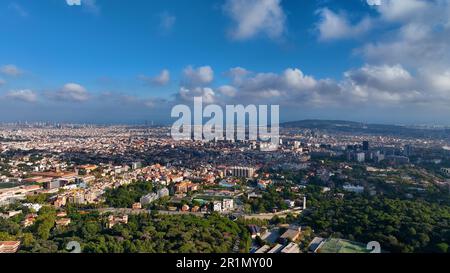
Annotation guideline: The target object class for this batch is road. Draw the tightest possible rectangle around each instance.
[89,207,304,220]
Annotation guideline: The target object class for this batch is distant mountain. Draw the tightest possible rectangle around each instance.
[280,119,450,139]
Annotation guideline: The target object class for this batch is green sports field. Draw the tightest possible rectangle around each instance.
[317,238,371,253]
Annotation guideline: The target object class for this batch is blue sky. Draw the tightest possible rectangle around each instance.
[1,0,450,124]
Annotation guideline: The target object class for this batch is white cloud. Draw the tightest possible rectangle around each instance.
[342,64,422,104]
[178,86,217,104]
[0,79,5,86]
[153,69,170,85]
[159,12,176,32]
[65,0,99,14]
[332,0,450,110]
[316,8,372,41]
[424,70,450,94]
[66,0,81,6]
[52,83,90,102]
[360,1,450,69]
[6,89,37,103]
[227,67,250,85]
[182,66,214,87]
[207,65,439,107]
[217,85,237,97]
[344,64,413,91]
[283,68,317,90]
[223,0,286,40]
[224,67,326,105]
[140,69,170,86]
[377,0,429,22]
[398,23,430,42]
[366,0,382,6]
[1,65,22,76]
[236,68,317,94]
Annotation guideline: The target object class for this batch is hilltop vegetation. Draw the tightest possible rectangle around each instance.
[300,192,450,253]
[0,207,250,253]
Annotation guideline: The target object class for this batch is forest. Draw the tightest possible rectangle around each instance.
[299,190,450,253]
[0,206,251,253]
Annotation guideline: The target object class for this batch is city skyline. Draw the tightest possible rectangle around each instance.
[1,0,450,125]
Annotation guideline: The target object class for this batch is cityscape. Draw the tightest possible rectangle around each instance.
[0,0,450,262]
[0,121,449,254]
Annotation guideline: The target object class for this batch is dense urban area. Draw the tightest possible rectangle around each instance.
[0,120,449,253]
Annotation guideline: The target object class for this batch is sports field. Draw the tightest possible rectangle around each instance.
[317,238,370,253]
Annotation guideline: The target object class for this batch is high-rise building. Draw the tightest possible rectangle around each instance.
[404,145,413,156]
[356,152,365,163]
[363,141,369,151]
[230,166,255,178]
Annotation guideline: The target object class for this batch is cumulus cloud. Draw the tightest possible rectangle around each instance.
[341,64,423,104]
[6,89,37,103]
[306,0,450,110]
[344,64,413,91]
[236,68,316,94]
[217,85,237,97]
[283,68,317,90]
[178,86,217,104]
[153,69,170,85]
[226,67,250,85]
[360,0,450,68]
[51,83,90,102]
[182,66,214,87]
[1,65,22,76]
[223,0,286,40]
[377,0,429,22]
[177,67,321,105]
[140,69,170,86]
[221,64,450,108]
[184,64,442,108]
[221,67,331,106]
[422,70,450,96]
[361,27,450,69]
[316,8,372,41]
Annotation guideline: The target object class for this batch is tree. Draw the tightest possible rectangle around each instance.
[34,206,56,240]
[0,231,14,241]
[22,233,35,248]
[434,243,448,253]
